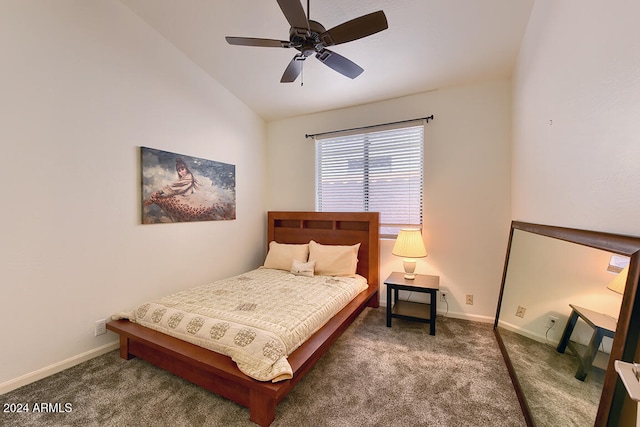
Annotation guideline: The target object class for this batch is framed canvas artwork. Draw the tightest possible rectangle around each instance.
[141,147,236,224]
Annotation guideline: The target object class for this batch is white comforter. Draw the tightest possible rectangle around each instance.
[122,268,368,382]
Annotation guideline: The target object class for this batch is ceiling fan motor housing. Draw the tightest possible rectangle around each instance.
[290,20,328,56]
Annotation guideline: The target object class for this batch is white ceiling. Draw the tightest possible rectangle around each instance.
[120,0,534,121]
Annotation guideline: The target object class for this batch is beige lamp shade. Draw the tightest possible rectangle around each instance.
[607,265,629,295]
[392,229,427,258]
[392,229,427,279]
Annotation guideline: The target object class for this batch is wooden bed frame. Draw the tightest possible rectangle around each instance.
[106,211,380,426]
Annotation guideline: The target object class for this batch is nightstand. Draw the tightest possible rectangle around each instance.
[385,272,440,335]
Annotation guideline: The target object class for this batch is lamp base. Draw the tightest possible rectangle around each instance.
[403,259,417,280]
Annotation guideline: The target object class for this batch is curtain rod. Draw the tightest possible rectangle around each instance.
[304,115,434,139]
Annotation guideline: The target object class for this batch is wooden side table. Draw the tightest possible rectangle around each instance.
[556,304,616,381]
[385,272,440,335]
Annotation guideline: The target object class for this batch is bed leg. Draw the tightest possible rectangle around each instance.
[249,390,276,427]
[119,336,135,360]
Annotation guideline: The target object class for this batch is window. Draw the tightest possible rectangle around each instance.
[315,122,424,238]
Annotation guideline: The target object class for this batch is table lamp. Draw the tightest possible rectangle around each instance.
[392,228,427,279]
[607,265,629,295]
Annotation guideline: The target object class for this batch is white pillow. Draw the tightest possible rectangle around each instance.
[263,241,309,271]
[308,240,360,277]
[291,259,315,277]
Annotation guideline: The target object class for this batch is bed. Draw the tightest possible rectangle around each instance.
[106,211,379,426]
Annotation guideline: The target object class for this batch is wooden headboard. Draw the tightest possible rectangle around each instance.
[267,211,379,294]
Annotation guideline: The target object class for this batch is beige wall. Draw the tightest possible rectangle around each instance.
[267,81,513,321]
[512,0,640,236]
[0,1,267,391]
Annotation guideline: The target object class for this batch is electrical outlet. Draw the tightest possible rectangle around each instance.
[465,294,473,305]
[440,292,447,302]
[516,306,526,318]
[95,319,107,336]
[545,316,559,329]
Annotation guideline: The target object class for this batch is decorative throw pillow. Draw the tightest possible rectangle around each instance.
[308,240,361,277]
[263,241,309,271]
[291,259,315,277]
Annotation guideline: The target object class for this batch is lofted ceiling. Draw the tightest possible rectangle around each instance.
[120,0,534,121]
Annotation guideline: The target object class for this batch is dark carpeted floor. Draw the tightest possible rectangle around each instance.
[1,308,525,427]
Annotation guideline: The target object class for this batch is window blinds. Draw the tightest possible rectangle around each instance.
[315,122,424,238]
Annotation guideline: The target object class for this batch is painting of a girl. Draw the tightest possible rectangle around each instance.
[141,147,235,223]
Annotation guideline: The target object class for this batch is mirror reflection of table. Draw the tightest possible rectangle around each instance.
[557,304,617,381]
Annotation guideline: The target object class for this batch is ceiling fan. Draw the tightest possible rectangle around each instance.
[225,0,388,83]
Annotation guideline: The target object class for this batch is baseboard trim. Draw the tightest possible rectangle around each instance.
[0,341,119,395]
[497,321,560,346]
[438,310,494,324]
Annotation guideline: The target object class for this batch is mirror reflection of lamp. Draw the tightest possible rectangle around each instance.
[392,229,427,280]
[606,265,629,295]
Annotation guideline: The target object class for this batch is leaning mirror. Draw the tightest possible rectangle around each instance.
[494,221,640,426]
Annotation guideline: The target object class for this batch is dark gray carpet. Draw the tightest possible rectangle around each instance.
[1,308,525,426]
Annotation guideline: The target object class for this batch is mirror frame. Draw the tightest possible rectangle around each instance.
[494,221,640,426]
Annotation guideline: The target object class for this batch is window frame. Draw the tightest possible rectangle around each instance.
[314,121,425,238]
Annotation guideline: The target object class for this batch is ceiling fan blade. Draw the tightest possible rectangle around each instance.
[315,49,364,79]
[276,0,309,35]
[225,37,291,48]
[281,54,305,83]
[319,10,388,46]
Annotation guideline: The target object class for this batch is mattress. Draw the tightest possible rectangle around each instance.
[119,267,368,382]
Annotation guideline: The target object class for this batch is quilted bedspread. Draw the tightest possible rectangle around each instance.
[122,268,368,382]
